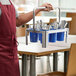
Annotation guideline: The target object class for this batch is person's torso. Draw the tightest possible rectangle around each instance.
[0,0,17,50]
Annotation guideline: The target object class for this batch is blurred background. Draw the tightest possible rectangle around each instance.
[12,0,76,76]
[12,0,76,35]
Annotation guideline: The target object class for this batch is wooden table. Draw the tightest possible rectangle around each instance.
[17,35,76,76]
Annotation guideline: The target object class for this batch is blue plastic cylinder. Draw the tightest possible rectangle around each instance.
[49,33,57,42]
[39,33,42,43]
[57,32,64,41]
[30,32,38,42]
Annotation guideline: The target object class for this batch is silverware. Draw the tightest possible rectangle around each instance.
[59,20,68,29]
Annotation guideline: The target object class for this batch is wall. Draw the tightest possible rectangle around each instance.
[60,0,76,8]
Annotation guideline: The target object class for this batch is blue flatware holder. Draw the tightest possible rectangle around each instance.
[49,28,57,43]
[39,33,42,43]
[30,32,38,42]
[39,29,57,43]
[57,32,64,41]
[49,33,57,42]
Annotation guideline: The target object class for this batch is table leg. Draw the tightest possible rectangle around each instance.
[64,51,69,72]
[40,57,44,73]
[30,55,36,76]
[53,53,58,71]
[47,55,51,72]
[22,54,28,76]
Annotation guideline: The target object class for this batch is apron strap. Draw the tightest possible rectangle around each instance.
[9,0,12,5]
[0,2,2,7]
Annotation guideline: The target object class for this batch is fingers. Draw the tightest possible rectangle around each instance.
[45,4,53,12]
[41,3,53,12]
[47,3,53,10]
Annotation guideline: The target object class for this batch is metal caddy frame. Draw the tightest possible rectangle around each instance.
[25,28,68,48]
[25,7,68,48]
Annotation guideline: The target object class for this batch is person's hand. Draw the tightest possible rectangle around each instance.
[40,3,53,12]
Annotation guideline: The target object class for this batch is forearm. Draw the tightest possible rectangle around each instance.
[16,9,40,27]
[16,3,53,27]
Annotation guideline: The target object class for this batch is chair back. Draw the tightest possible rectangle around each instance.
[16,27,26,37]
[66,13,76,35]
[37,72,66,76]
[67,43,76,76]
[49,19,56,25]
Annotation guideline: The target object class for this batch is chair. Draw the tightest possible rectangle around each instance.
[16,27,27,60]
[16,27,26,37]
[38,43,76,76]
[66,13,76,35]
[48,19,56,25]
[38,72,66,76]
